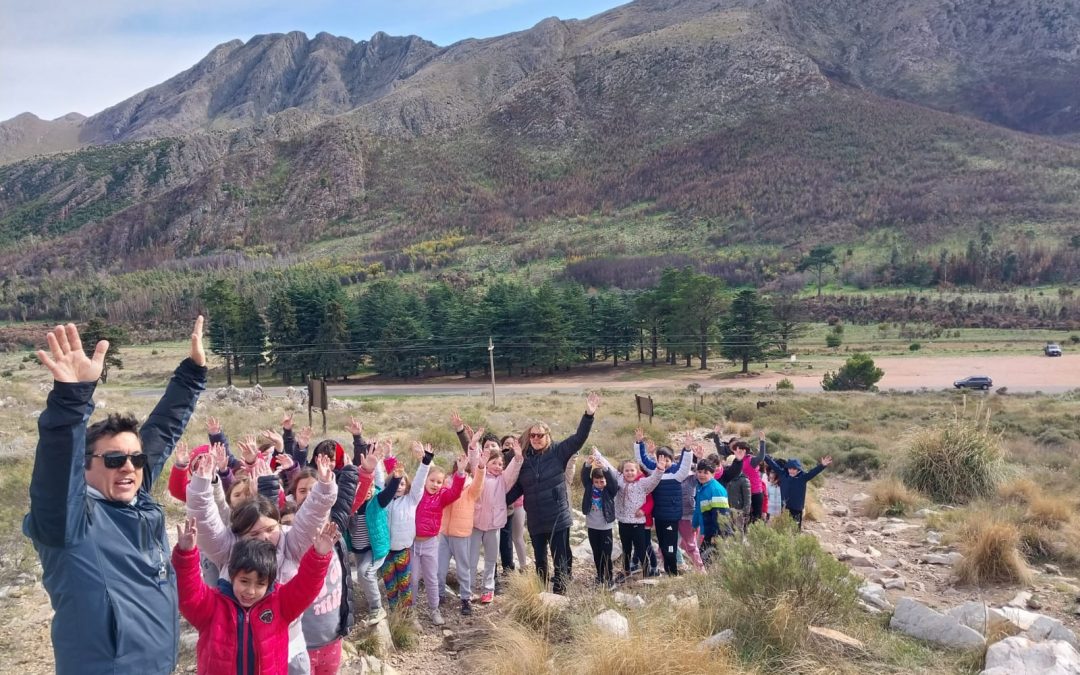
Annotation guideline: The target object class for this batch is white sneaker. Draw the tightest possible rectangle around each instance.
[366,607,387,626]
[430,609,445,626]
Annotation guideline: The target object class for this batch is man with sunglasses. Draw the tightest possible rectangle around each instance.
[24,318,207,675]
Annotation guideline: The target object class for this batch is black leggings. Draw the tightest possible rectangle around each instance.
[618,522,651,573]
[788,508,804,530]
[654,519,680,576]
[499,517,515,571]
[749,492,764,524]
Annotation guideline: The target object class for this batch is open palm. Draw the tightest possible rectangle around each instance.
[37,324,108,384]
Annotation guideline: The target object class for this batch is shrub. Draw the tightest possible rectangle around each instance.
[387,608,418,651]
[715,517,858,646]
[909,342,921,351]
[471,622,553,675]
[830,448,882,479]
[776,378,794,391]
[501,572,566,636]
[1036,428,1075,448]
[825,333,843,349]
[863,478,919,518]
[998,479,1039,506]
[1026,493,1073,529]
[1071,335,1080,344]
[954,517,1031,586]
[821,353,884,391]
[901,403,1004,504]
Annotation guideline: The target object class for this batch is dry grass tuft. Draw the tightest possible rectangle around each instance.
[863,478,920,518]
[955,515,1032,586]
[560,620,739,675]
[1026,493,1073,529]
[470,621,554,675]
[998,478,1040,506]
[501,571,564,636]
[901,402,1004,503]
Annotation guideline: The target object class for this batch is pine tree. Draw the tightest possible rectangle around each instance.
[266,290,302,384]
[719,289,774,374]
[233,296,267,382]
[200,279,240,385]
[81,318,127,384]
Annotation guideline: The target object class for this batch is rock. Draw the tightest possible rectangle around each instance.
[667,594,699,611]
[698,629,735,649]
[851,492,871,502]
[920,552,964,566]
[538,592,570,611]
[882,523,919,535]
[999,607,1042,631]
[839,547,877,567]
[845,535,858,546]
[571,541,592,561]
[613,592,646,610]
[1009,592,1034,608]
[879,558,902,569]
[947,602,1012,636]
[807,625,865,654]
[1046,564,1064,576]
[1024,616,1080,650]
[367,619,394,657]
[925,531,942,545]
[636,579,660,587]
[845,522,862,533]
[981,637,1080,675]
[858,583,893,611]
[1029,596,1045,611]
[592,609,630,638]
[831,504,850,517]
[883,578,907,590]
[889,597,985,650]
[914,508,940,518]
[858,600,885,614]
[179,631,198,656]
[865,546,882,558]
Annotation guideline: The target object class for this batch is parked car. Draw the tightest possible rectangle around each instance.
[1045,343,1063,356]
[954,375,993,390]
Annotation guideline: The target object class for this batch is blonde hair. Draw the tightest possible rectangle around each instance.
[521,423,551,452]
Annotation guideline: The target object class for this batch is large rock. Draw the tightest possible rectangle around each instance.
[999,606,1043,631]
[919,552,964,566]
[538,592,570,611]
[858,583,893,611]
[947,602,1012,637]
[981,637,1080,675]
[1025,616,1080,650]
[839,547,877,567]
[889,597,985,650]
[592,609,630,638]
[807,626,865,654]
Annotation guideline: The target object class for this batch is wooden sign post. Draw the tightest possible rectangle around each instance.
[635,394,654,424]
[308,378,328,433]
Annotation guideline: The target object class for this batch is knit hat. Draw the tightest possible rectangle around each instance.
[786,458,803,472]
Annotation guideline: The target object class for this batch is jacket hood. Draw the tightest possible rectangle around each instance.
[786,458,803,472]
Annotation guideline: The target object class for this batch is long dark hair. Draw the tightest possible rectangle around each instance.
[230,496,281,536]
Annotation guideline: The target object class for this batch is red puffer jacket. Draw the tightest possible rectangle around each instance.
[174,544,331,674]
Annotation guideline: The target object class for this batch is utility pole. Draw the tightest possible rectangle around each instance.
[488,336,496,406]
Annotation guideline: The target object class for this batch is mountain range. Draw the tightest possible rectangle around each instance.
[3,0,1080,282]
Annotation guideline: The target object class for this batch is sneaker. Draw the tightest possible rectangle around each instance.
[460,599,473,616]
[366,607,387,626]
[430,609,445,626]
[480,592,494,604]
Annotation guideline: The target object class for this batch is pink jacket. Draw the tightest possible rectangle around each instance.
[743,456,764,494]
[472,456,523,532]
[414,471,466,539]
[440,464,486,538]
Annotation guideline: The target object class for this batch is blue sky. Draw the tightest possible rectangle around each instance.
[0,0,627,122]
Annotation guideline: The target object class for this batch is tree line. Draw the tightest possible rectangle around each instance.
[199,268,807,384]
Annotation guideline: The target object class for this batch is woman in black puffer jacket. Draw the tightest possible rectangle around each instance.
[506,392,600,594]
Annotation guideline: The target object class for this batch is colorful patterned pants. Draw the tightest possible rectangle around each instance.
[381,548,413,610]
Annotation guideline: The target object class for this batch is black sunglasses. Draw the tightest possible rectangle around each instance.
[89,452,148,469]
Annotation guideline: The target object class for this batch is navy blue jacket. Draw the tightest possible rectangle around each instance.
[24,358,205,675]
[762,455,827,511]
[637,442,693,522]
[506,414,593,535]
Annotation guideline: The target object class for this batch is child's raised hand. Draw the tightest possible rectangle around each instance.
[345,416,363,437]
[634,427,645,443]
[297,426,313,449]
[239,435,258,464]
[206,416,222,436]
[174,440,191,466]
[281,411,294,431]
[820,455,833,467]
[176,517,197,551]
[251,456,272,481]
[276,453,295,472]
[313,522,339,556]
[410,440,425,461]
[211,442,228,471]
[449,411,463,431]
[315,454,334,483]
[192,453,214,481]
[713,422,724,437]
[645,440,657,456]
[508,437,522,459]
[392,464,405,479]
[260,429,284,451]
[455,454,469,475]
[360,449,379,474]
[470,426,486,446]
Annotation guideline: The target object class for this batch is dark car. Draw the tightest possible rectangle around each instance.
[1045,343,1063,357]
[954,375,993,390]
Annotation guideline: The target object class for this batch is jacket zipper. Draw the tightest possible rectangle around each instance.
[238,607,251,675]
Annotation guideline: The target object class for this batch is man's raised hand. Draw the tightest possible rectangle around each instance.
[37,323,108,384]
[585,392,601,416]
[190,316,206,367]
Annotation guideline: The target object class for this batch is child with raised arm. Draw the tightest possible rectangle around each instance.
[593,446,665,580]
[761,452,832,529]
[693,460,730,563]
[471,434,523,605]
[381,441,431,611]
[634,430,694,575]
[438,423,486,616]
[581,451,620,586]
[413,449,468,626]
[347,441,401,627]
[174,517,337,675]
